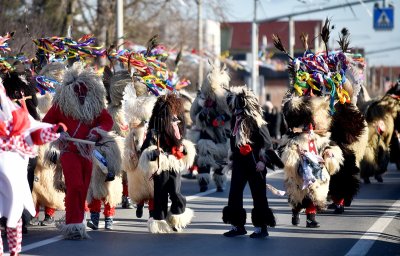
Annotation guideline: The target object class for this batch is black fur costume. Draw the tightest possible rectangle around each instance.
[329,103,367,210]
[139,93,195,233]
[222,86,280,238]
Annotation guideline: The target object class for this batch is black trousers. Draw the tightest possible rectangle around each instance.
[224,154,275,227]
[152,171,186,220]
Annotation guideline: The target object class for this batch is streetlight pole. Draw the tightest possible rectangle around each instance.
[288,16,294,58]
[251,0,259,93]
[116,0,124,50]
[197,0,203,90]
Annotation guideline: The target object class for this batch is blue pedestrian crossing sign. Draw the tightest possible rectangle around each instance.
[374,7,394,30]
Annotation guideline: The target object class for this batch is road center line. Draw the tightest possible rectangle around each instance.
[345,199,400,256]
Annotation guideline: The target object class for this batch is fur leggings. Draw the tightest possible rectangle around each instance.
[0,218,22,255]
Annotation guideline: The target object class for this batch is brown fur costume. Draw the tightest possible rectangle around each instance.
[123,96,157,204]
[32,145,65,211]
[87,129,124,207]
[360,82,400,183]
[280,96,343,211]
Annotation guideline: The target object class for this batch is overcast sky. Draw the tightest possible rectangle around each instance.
[222,0,400,67]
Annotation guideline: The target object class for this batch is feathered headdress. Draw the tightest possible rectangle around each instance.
[273,18,365,113]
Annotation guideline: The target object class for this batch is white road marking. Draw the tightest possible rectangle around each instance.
[21,235,63,252]
[345,199,400,256]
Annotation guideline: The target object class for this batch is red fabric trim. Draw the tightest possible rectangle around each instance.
[122,180,129,196]
[45,207,56,216]
[305,203,317,214]
[333,198,344,206]
[0,120,6,136]
[9,107,30,136]
[148,199,154,211]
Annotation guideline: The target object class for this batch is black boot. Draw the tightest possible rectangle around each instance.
[333,204,344,214]
[41,214,55,226]
[136,204,144,218]
[327,202,336,209]
[87,212,100,230]
[374,174,383,183]
[306,213,320,228]
[249,226,269,238]
[121,196,134,209]
[199,178,208,192]
[291,209,300,226]
[223,225,247,237]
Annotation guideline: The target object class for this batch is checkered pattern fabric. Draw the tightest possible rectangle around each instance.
[0,123,60,157]
[0,218,22,255]
[39,126,60,144]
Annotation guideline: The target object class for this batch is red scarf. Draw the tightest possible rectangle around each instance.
[171,145,184,159]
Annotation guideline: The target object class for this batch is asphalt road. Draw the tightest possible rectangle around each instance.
[3,164,400,256]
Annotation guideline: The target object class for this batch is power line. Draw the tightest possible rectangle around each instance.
[257,0,380,23]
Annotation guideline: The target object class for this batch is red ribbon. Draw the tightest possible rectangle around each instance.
[239,144,252,156]
[171,146,184,159]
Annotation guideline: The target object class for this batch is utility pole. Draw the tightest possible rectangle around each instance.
[251,0,259,93]
[116,0,124,50]
[288,16,294,58]
[197,0,203,90]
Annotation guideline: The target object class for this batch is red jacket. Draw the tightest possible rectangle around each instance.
[43,105,113,152]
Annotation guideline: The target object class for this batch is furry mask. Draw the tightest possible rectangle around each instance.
[53,62,106,124]
[199,61,230,109]
[282,93,331,132]
[148,93,185,148]
[226,86,266,146]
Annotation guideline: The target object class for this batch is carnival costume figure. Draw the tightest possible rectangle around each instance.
[0,78,64,255]
[42,63,113,240]
[222,86,283,238]
[139,93,195,233]
[86,130,124,230]
[273,20,351,227]
[31,62,66,226]
[190,62,231,192]
[360,82,400,183]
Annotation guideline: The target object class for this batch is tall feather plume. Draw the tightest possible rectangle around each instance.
[320,18,331,56]
[300,33,309,52]
[272,34,293,60]
[145,34,159,57]
[103,66,113,103]
[337,27,350,53]
[175,48,182,67]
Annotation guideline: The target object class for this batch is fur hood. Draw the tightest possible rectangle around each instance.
[53,62,106,123]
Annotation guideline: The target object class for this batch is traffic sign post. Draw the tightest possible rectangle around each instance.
[373,6,394,30]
